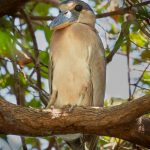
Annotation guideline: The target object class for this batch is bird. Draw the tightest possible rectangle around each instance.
[47,0,106,149]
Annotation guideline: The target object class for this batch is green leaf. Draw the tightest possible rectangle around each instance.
[129,32,148,47]
[113,32,124,52]
[121,43,127,52]
[141,50,150,60]
[0,74,13,88]
[33,3,50,16]
[26,99,42,108]
[0,30,12,54]
[142,71,150,85]
[98,138,109,146]
[39,50,49,78]
[109,24,119,34]
[105,48,110,57]
[25,137,37,148]
[0,29,18,60]
[39,50,49,64]
[133,58,141,65]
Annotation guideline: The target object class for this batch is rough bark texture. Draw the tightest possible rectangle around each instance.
[0,0,29,17]
[0,95,150,148]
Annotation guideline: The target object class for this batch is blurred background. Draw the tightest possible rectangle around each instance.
[0,0,150,149]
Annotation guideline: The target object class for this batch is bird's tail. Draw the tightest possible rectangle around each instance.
[66,138,84,150]
[84,135,99,150]
[66,135,99,150]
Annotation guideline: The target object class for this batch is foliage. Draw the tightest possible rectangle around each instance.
[0,0,149,149]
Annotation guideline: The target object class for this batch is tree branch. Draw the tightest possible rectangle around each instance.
[20,9,48,106]
[0,0,60,17]
[2,1,150,20]
[0,0,29,17]
[0,95,150,147]
[96,1,150,18]
[32,0,60,6]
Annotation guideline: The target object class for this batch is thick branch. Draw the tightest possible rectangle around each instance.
[0,0,60,17]
[0,0,29,17]
[0,95,150,147]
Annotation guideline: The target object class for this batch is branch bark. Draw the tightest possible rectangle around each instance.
[0,0,60,17]
[0,95,150,147]
[1,0,150,19]
[12,1,150,21]
[96,1,150,18]
[0,0,29,17]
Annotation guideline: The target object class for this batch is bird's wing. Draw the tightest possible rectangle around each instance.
[88,34,106,107]
[85,35,105,150]
[48,52,53,95]
[47,52,56,108]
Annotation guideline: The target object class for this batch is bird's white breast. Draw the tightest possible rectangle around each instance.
[50,23,96,107]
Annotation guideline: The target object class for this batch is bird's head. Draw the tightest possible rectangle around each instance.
[50,0,95,30]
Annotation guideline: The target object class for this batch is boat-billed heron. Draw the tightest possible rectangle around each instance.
[47,0,106,149]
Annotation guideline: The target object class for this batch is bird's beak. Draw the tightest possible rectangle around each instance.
[50,11,76,30]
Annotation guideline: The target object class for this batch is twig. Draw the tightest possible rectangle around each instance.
[0,56,13,62]
[116,52,150,64]
[96,1,150,18]
[126,37,132,100]
[132,64,150,97]
[33,0,60,6]
[106,23,126,63]
[131,84,150,91]
[14,14,55,21]
[20,9,47,106]
[13,1,150,21]
[137,22,150,38]
[30,84,49,101]
[12,58,27,150]
[21,137,28,150]
[12,60,26,106]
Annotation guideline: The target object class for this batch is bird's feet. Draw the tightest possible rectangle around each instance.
[46,90,58,109]
[62,104,77,112]
[77,86,87,106]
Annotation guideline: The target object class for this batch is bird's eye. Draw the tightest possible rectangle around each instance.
[74,4,83,12]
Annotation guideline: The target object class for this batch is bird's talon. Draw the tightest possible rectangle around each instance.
[63,104,77,112]
[63,104,71,109]
[68,104,77,112]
